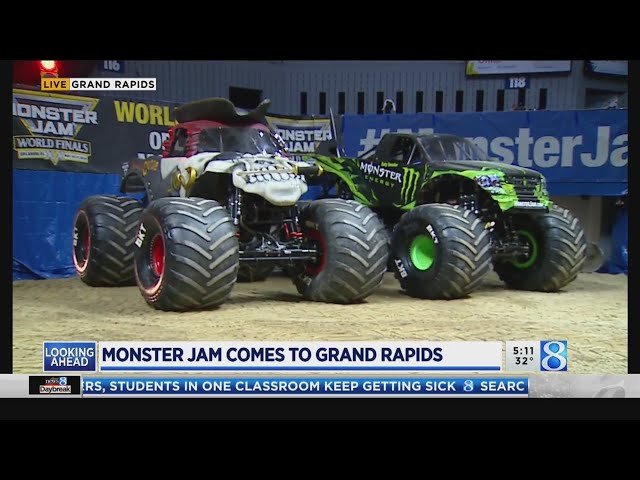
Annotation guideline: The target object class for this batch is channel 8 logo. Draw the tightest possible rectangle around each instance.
[540,341,568,371]
[59,377,67,386]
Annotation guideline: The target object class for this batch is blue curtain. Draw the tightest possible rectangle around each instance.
[13,170,123,280]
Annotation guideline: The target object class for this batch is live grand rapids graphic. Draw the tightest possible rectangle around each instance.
[13,89,98,166]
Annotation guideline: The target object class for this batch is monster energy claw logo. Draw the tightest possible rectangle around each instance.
[400,168,420,204]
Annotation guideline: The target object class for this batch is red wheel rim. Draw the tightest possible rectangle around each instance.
[150,234,165,277]
[73,211,91,273]
[81,227,90,265]
[305,228,327,276]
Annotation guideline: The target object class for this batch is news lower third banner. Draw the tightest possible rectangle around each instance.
[3,375,640,398]
[42,341,502,373]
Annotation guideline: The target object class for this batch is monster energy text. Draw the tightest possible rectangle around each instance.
[359,161,402,182]
[400,168,420,204]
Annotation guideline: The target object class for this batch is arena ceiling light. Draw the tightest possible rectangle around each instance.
[39,60,59,77]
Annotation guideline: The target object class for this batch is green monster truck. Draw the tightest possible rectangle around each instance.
[310,132,587,300]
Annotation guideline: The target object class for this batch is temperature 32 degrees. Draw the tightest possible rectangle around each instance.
[506,341,540,372]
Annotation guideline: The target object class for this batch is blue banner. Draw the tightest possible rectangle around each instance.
[82,377,528,396]
[13,170,125,280]
[342,109,627,196]
[600,206,628,275]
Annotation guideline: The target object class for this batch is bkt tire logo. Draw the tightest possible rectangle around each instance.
[12,89,98,165]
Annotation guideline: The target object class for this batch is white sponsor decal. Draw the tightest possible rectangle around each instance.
[426,224,439,243]
[135,223,147,248]
[359,161,403,182]
[514,201,545,208]
[394,258,408,278]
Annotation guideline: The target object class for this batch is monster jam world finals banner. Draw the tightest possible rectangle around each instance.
[12,88,179,174]
[12,88,334,174]
[266,114,335,162]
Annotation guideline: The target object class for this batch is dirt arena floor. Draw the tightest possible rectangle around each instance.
[13,271,627,374]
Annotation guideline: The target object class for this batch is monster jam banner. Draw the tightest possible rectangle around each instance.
[266,114,335,161]
[12,88,180,174]
[342,109,627,196]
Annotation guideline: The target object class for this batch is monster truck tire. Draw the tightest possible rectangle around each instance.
[134,197,239,311]
[73,195,143,287]
[237,264,275,282]
[294,199,389,304]
[493,206,586,292]
[391,204,491,300]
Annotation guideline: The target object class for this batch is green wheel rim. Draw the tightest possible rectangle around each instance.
[410,234,436,271]
[511,230,539,269]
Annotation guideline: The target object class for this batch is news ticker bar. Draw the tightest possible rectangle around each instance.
[41,78,156,91]
[4,375,526,397]
[42,340,569,374]
[83,377,527,397]
[2,375,640,398]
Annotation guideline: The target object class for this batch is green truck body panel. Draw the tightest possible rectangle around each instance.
[310,134,551,212]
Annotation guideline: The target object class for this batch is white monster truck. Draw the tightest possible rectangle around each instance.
[72,98,389,311]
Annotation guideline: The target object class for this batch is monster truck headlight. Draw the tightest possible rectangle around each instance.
[475,174,502,190]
